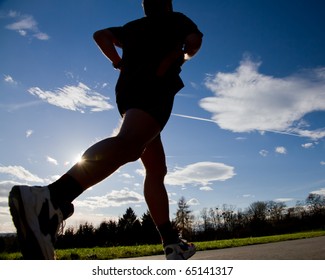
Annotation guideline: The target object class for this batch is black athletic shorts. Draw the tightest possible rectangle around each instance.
[115,70,184,130]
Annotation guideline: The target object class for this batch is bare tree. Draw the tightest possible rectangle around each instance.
[247,201,268,221]
[306,193,325,215]
[221,204,236,230]
[200,208,212,232]
[209,207,222,230]
[267,201,286,222]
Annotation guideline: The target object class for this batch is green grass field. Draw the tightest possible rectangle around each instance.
[1,230,325,260]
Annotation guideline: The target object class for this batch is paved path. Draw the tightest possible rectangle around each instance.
[127,236,325,260]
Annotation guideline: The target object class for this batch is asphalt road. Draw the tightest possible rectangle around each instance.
[127,236,325,260]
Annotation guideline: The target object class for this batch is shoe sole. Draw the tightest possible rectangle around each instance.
[165,244,196,260]
[183,248,196,260]
[177,248,196,260]
[8,186,51,259]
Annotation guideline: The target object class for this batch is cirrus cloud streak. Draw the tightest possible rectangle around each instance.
[0,166,44,183]
[28,82,114,113]
[5,11,50,40]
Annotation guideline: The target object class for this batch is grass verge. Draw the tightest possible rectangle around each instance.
[1,230,324,260]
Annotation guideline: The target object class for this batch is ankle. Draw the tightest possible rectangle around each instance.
[157,221,180,246]
[48,174,83,208]
[59,202,74,220]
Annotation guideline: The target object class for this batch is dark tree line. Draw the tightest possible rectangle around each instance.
[1,193,324,253]
[56,208,161,249]
[191,193,325,241]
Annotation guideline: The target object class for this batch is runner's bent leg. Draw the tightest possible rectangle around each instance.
[66,108,161,190]
[8,109,161,259]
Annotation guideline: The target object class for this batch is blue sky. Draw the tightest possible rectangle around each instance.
[1,0,325,233]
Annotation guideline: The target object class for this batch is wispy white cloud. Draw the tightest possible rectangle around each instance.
[8,10,19,18]
[187,198,200,206]
[4,11,50,40]
[0,100,43,112]
[274,198,294,203]
[28,82,114,113]
[46,156,58,166]
[26,129,34,138]
[275,146,287,155]
[119,173,134,179]
[4,74,17,85]
[110,118,123,137]
[0,181,20,198]
[75,189,144,209]
[321,161,325,166]
[0,166,44,183]
[1,181,20,232]
[243,194,255,198]
[199,186,213,191]
[165,161,235,187]
[33,32,49,40]
[51,175,60,181]
[301,143,314,149]
[259,149,269,157]
[201,58,325,140]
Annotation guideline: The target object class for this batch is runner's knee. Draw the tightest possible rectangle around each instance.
[116,135,145,162]
[145,163,167,178]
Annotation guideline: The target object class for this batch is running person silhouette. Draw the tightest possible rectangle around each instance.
[9,0,203,260]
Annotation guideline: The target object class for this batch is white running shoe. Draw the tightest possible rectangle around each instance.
[164,239,196,260]
[8,185,73,259]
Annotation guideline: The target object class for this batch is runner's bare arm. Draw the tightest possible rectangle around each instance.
[93,29,123,69]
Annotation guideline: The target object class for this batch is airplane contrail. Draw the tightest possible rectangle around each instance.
[172,113,325,139]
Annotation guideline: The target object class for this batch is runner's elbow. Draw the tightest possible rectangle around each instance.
[93,29,105,43]
[184,33,202,58]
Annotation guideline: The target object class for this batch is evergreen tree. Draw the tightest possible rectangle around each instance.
[140,210,161,244]
[75,222,95,247]
[174,197,194,239]
[96,220,118,246]
[117,207,142,245]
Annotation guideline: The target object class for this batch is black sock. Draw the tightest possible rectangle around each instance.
[157,221,179,246]
[48,174,83,210]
